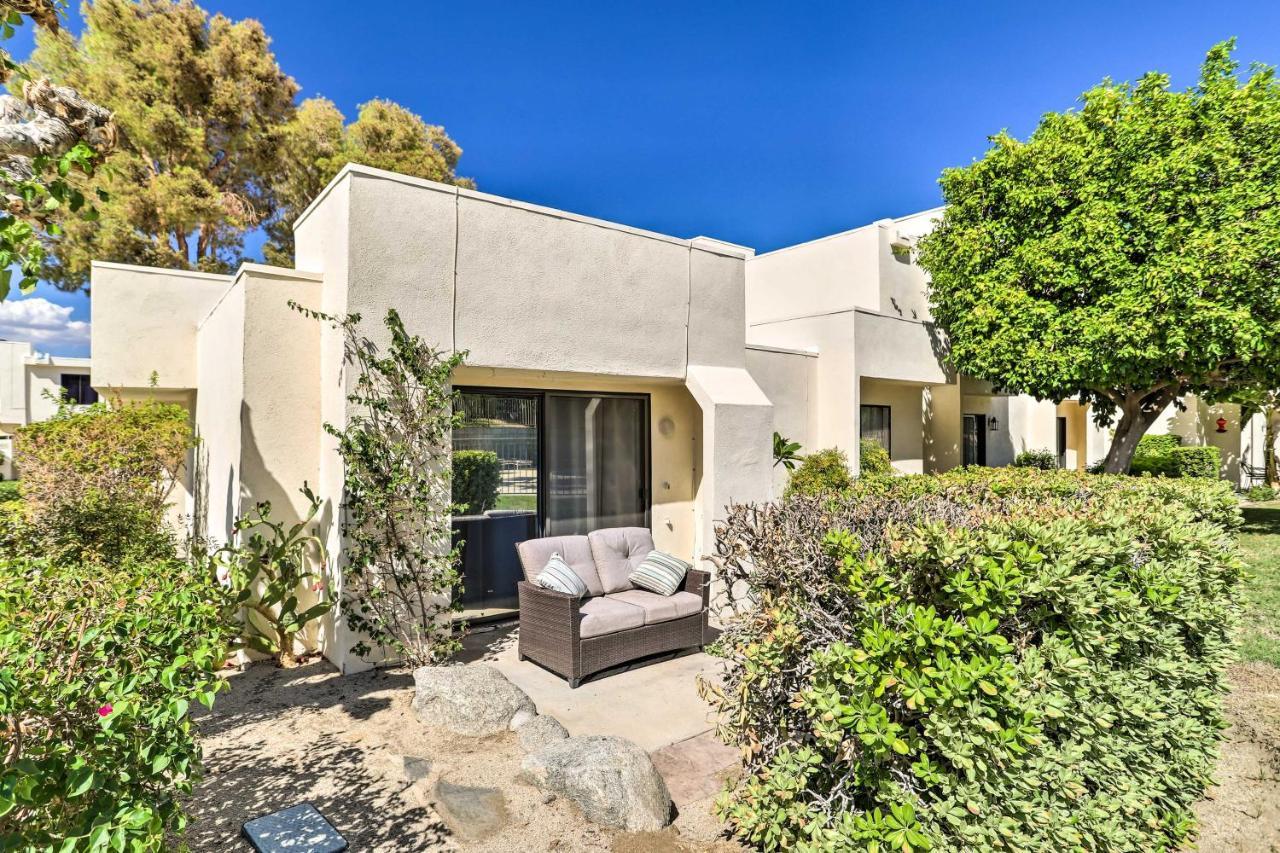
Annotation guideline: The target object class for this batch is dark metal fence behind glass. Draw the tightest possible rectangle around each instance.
[453,392,539,513]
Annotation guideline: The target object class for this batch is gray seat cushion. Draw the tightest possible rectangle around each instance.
[578,596,645,638]
[606,590,702,625]
[517,535,604,597]
[587,527,655,594]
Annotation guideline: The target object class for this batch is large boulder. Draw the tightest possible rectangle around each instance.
[517,714,569,752]
[520,736,672,831]
[412,664,536,736]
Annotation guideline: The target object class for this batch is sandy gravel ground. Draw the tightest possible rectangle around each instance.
[1193,662,1280,851]
[183,660,741,852]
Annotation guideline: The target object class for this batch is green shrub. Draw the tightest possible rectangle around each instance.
[15,398,192,564]
[0,556,230,850]
[707,468,1241,851]
[859,439,892,477]
[1129,433,1182,476]
[1168,445,1221,479]
[0,481,19,503]
[452,449,501,514]
[1245,484,1278,502]
[1011,448,1056,469]
[784,448,853,499]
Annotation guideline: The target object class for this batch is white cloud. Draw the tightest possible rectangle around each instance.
[0,297,90,350]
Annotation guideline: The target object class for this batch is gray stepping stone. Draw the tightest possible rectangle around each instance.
[433,779,508,841]
[241,803,348,853]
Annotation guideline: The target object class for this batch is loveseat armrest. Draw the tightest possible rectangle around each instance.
[682,568,711,607]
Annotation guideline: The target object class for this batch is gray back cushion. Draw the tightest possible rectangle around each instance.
[516,534,604,597]
[587,527,655,594]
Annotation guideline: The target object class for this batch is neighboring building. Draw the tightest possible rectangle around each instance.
[743,209,1112,488]
[87,164,1259,671]
[0,340,95,480]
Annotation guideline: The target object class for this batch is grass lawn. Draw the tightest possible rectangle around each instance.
[494,493,537,511]
[1237,503,1280,668]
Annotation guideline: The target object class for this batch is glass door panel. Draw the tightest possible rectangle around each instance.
[545,394,647,536]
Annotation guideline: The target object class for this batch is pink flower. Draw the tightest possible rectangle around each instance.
[97,704,113,718]
[312,581,325,592]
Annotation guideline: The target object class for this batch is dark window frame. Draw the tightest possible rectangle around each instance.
[859,404,892,456]
[59,373,97,406]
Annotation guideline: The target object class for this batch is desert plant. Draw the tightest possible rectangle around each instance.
[216,486,330,667]
[295,303,465,667]
[1012,448,1056,469]
[784,448,853,499]
[773,432,804,471]
[858,438,892,477]
[0,554,229,850]
[704,468,1241,851]
[452,449,500,514]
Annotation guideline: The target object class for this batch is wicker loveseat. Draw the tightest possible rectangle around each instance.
[515,527,709,688]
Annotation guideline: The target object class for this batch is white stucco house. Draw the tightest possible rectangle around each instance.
[0,340,94,480]
[88,163,1261,671]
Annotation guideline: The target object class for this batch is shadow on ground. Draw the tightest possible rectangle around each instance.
[184,663,449,852]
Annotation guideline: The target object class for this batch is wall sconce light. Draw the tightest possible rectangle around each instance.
[1216,417,1228,433]
[988,416,1000,432]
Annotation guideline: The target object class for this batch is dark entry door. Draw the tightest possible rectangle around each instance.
[963,414,987,466]
[1056,417,1068,469]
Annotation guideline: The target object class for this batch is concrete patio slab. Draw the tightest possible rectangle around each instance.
[458,621,724,752]
[650,731,740,808]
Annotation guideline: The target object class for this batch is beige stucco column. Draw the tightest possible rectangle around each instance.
[684,365,774,571]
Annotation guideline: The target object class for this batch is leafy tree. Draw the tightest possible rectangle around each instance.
[917,41,1280,473]
[263,96,473,266]
[0,0,113,298]
[26,0,298,289]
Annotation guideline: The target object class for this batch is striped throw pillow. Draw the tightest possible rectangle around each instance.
[534,552,587,597]
[629,550,691,597]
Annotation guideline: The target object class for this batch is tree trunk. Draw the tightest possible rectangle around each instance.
[1266,406,1278,487]
[1101,387,1178,474]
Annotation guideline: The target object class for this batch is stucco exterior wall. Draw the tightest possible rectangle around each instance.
[860,378,926,474]
[1150,396,1244,484]
[194,277,246,545]
[923,383,962,473]
[746,224,880,323]
[0,340,31,428]
[745,345,817,492]
[91,263,232,391]
[25,361,90,422]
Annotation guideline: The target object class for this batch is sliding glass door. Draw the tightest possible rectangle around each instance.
[545,394,648,536]
[451,388,650,611]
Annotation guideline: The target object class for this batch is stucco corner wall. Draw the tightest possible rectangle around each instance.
[90,263,233,391]
[685,365,773,567]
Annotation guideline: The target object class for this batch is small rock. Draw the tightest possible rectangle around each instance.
[400,755,432,781]
[541,792,557,804]
[433,779,509,840]
[413,665,536,737]
[520,735,672,831]
[518,715,570,752]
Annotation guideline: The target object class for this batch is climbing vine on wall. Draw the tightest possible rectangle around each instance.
[293,302,466,666]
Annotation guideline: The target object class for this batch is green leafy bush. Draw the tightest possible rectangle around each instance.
[0,556,230,850]
[1168,445,1221,479]
[1011,448,1056,469]
[1245,484,1277,502]
[0,481,18,502]
[785,448,853,499]
[15,397,192,564]
[1129,433,1181,476]
[859,439,892,477]
[705,468,1241,851]
[773,432,803,471]
[452,449,501,515]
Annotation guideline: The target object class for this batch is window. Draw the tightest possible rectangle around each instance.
[60,373,97,406]
[860,404,891,455]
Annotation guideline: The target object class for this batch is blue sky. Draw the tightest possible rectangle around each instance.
[5,0,1280,356]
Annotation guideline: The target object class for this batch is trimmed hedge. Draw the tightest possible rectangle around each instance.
[1128,434,1221,479]
[0,556,229,850]
[1167,445,1221,479]
[452,449,501,515]
[0,481,18,503]
[707,468,1241,852]
[785,448,853,499]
